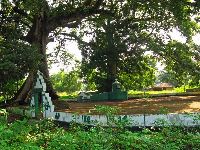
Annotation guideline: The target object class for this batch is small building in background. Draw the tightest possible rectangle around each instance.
[151,83,174,91]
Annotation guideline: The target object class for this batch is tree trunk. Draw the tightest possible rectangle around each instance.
[12,0,106,103]
[106,60,117,92]
[15,11,58,103]
[105,18,117,92]
[15,72,34,103]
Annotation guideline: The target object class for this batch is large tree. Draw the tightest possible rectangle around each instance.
[1,0,199,102]
[77,0,200,91]
[0,0,110,102]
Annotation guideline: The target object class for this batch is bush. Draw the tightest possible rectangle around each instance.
[0,109,200,149]
[50,70,82,93]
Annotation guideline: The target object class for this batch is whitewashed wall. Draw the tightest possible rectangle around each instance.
[9,106,199,127]
[9,71,200,127]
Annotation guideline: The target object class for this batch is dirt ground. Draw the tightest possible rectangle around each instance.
[54,95,200,115]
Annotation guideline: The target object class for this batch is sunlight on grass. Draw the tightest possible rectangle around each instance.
[128,87,187,96]
[57,92,78,100]
[57,86,200,100]
[128,89,179,95]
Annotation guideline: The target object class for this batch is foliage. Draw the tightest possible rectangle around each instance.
[156,71,180,87]
[162,41,200,87]
[118,57,156,91]
[0,80,19,101]
[78,0,200,92]
[0,111,199,149]
[1,0,200,101]
[157,69,200,90]
[0,21,40,100]
[0,109,8,124]
[0,0,112,100]
[50,69,82,93]
[94,105,120,116]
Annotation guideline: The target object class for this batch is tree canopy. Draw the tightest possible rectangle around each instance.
[0,0,110,101]
[0,0,200,101]
[77,0,200,91]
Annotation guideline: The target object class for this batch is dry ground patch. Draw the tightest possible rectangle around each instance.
[54,95,200,115]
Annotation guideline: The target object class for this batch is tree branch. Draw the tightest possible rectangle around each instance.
[13,6,28,17]
[61,32,91,46]
[48,0,107,32]
[93,0,104,9]
[12,6,33,22]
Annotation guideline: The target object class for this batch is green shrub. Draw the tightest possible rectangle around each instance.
[0,108,199,149]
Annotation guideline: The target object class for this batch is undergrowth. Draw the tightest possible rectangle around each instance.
[0,108,200,150]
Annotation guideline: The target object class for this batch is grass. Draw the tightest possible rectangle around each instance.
[57,92,78,100]
[128,89,178,95]
[128,86,188,95]
[58,87,187,100]
[1,86,198,102]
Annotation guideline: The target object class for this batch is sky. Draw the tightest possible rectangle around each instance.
[48,32,200,75]
[47,40,81,74]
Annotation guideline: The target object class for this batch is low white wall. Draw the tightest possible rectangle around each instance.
[10,71,199,127]
[45,111,200,127]
[7,106,200,127]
